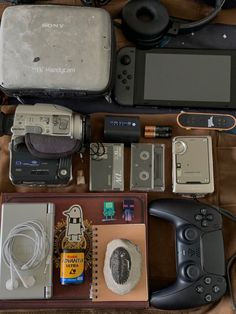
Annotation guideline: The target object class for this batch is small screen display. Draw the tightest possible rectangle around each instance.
[144,53,231,102]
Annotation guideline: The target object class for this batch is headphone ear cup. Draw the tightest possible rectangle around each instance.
[121,0,170,48]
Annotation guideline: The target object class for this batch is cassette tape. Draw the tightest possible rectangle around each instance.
[89,143,124,191]
[130,143,165,191]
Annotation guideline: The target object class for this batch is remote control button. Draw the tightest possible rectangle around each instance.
[200,208,208,215]
[213,285,220,293]
[201,220,209,227]
[195,214,203,221]
[204,277,212,285]
[120,55,131,65]
[205,294,212,302]
[122,79,127,84]
[186,265,200,281]
[206,214,213,221]
[127,74,133,79]
[117,74,122,79]
[122,70,127,75]
[196,285,204,294]
[183,227,198,242]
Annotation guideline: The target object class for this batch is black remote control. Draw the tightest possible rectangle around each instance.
[177,112,236,131]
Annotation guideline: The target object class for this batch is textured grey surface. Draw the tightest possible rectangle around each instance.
[0,5,112,91]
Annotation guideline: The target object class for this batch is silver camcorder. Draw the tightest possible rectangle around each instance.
[11,103,89,142]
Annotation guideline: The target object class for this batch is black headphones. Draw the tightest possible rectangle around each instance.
[122,0,226,48]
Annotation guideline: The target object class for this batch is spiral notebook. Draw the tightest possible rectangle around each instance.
[92,223,148,302]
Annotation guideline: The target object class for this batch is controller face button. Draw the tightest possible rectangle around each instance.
[204,276,212,285]
[185,265,200,281]
[206,214,214,221]
[205,294,212,302]
[201,219,209,227]
[122,70,127,75]
[196,285,204,294]
[213,285,220,293]
[200,208,208,215]
[183,227,198,242]
[195,214,203,221]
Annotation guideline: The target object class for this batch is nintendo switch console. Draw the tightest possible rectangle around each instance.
[114,47,236,109]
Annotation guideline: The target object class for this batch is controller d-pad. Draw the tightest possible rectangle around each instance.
[201,219,209,227]
[200,208,207,215]
[194,208,215,227]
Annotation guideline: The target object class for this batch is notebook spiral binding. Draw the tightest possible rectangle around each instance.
[92,226,99,300]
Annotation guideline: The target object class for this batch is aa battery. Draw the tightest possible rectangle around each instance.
[144,126,172,138]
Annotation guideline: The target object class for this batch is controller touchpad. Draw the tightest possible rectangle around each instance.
[202,230,225,275]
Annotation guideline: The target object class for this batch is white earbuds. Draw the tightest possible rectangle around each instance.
[2,220,49,292]
[5,278,19,291]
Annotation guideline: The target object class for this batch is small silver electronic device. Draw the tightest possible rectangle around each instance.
[0,203,55,299]
[0,5,114,98]
[172,136,214,195]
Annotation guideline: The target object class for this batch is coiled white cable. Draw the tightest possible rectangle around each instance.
[2,220,50,289]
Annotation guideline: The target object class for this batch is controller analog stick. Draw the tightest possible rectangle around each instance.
[185,265,200,281]
[120,55,131,65]
[183,227,198,242]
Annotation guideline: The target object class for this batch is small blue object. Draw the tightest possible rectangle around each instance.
[122,199,134,222]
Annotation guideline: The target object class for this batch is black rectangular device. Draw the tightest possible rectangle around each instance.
[9,141,72,186]
[104,115,140,143]
[114,47,236,109]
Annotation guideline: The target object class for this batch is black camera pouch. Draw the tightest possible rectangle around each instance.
[25,133,82,159]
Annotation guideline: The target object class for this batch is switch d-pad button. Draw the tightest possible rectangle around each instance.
[183,227,198,242]
[185,265,200,281]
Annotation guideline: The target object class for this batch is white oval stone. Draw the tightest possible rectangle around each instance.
[103,238,142,295]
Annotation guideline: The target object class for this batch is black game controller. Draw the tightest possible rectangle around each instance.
[149,198,227,310]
